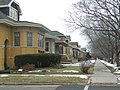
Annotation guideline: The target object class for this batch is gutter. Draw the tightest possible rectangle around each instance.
[0,19,51,33]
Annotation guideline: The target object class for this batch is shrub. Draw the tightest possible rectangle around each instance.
[81,67,90,74]
[15,53,61,68]
[21,64,35,71]
[81,61,91,74]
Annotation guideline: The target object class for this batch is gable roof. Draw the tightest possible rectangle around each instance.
[49,31,65,37]
[0,0,12,6]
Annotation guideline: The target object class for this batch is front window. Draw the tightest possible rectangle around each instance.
[9,7,18,21]
[14,32,20,46]
[38,33,44,48]
[45,42,49,52]
[27,32,33,46]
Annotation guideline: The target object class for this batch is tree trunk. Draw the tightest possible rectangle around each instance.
[114,37,120,66]
[116,53,120,67]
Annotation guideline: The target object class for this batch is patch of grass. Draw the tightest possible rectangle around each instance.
[0,76,88,84]
[11,66,83,74]
[11,66,94,74]
[106,66,116,73]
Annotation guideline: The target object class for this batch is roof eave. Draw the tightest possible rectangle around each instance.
[0,5,9,8]
[0,19,50,33]
[45,34,60,40]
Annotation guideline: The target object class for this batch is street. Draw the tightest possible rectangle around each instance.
[0,85,120,90]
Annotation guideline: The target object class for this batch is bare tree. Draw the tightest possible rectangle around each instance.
[65,0,120,66]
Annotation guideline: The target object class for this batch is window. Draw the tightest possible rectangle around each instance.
[9,7,18,21]
[27,32,33,46]
[38,33,44,48]
[14,32,20,46]
[45,42,49,52]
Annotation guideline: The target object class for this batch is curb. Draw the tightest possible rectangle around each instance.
[0,83,87,85]
[90,83,118,86]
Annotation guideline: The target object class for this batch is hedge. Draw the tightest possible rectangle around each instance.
[14,53,61,68]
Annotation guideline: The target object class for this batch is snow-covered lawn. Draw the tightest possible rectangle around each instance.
[0,74,88,79]
[63,70,79,73]
[62,62,81,66]
[100,60,120,74]
[100,60,116,68]
[62,60,96,66]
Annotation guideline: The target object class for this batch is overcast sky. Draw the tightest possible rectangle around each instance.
[16,0,88,48]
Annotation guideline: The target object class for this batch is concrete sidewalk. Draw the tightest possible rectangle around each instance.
[90,59,117,84]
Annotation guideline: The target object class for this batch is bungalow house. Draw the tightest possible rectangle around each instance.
[69,42,81,62]
[49,31,71,63]
[49,31,68,55]
[48,31,75,63]
[65,35,74,63]
[0,0,50,70]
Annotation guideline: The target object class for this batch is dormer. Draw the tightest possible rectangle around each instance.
[0,0,22,21]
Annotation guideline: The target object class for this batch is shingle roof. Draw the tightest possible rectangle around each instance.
[0,0,12,5]
[45,33,60,40]
[49,31,65,36]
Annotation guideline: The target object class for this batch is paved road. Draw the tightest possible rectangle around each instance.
[0,85,120,90]
[0,85,59,90]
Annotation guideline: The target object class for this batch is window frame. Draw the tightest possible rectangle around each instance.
[27,32,33,46]
[45,41,50,52]
[38,33,44,48]
[14,32,20,46]
[9,7,18,21]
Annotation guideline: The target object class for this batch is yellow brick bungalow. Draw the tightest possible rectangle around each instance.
[0,0,50,70]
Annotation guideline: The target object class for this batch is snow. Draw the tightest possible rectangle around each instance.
[100,60,120,74]
[62,63,81,66]
[0,74,88,79]
[62,60,96,67]
[100,60,116,68]
[90,60,96,64]
[29,70,50,73]
[48,74,88,79]
[0,75,9,77]
[18,69,23,72]
[63,70,79,73]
